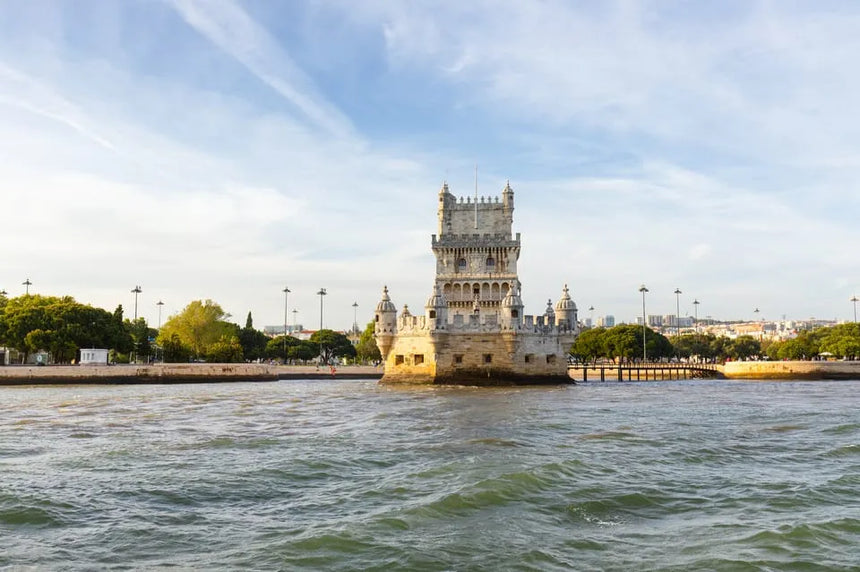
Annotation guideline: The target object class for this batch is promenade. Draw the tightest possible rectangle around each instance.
[0,363,384,385]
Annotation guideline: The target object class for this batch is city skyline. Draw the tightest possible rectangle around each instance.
[2,1,860,329]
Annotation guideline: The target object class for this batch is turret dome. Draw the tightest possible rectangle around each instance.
[426,283,447,308]
[501,283,523,308]
[555,284,577,312]
[375,285,396,313]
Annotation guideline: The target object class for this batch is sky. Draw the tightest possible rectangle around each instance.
[1,0,859,330]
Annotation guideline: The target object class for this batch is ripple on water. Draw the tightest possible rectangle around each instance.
[2,378,860,570]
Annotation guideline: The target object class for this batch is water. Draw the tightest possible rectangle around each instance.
[1,379,858,570]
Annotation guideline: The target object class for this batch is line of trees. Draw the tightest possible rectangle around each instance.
[0,293,371,365]
[0,293,147,364]
[762,323,860,360]
[570,325,763,364]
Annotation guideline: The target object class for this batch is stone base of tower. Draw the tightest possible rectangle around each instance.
[379,369,573,386]
[377,330,576,386]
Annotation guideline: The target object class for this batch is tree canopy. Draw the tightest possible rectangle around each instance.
[0,295,132,363]
[355,321,382,364]
[156,299,241,362]
[310,329,357,364]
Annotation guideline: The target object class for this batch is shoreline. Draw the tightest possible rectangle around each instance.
[0,363,384,385]
[2,360,860,385]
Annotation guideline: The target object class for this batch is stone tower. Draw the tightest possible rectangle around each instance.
[375,181,579,385]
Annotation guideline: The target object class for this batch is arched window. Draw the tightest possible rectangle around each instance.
[458,258,467,272]
[486,256,495,270]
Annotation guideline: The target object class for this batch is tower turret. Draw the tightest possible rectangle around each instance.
[543,298,556,329]
[425,283,448,330]
[374,285,397,359]
[555,284,578,331]
[500,281,524,330]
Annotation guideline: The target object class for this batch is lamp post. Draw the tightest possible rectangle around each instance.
[673,288,682,339]
[352,301,359,335]
[131,285,142,320]
[317,288,327,364]
[693,299,700,333]
[155,300,164,363]
[754,307,762,342]
[22,278,32,295]
[639,284,649,362]
[283,286,291,360]
[851,295,858,323]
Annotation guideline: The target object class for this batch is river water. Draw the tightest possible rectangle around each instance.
[1,379,858,570]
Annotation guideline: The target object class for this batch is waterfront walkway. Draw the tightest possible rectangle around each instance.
[0,363,384,385]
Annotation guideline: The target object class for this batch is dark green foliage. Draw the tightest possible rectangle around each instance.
[355,322,382,364]
[0,295,133,363]
[239,312,269,362]
[569,324,672,363]
[310,329,357,364]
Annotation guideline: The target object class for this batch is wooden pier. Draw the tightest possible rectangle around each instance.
[568,363,721,382]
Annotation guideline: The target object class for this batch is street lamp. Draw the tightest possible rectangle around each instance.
[851,295,858,323]
[674,288,682,339]
[131,285,142,320]
[639,284,649,361]
[283,286,291,359]
[317,288,327,364]
[352,301,359,335]
[156,300,165,363]
[693,299,700,333]
[22,278,32,295]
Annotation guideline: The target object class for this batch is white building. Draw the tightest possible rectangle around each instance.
[79,348,109,365]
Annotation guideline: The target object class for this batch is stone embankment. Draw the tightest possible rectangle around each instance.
[719,360,860,380]
[0,364,384,385]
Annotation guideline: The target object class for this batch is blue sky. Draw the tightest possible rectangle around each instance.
[1,0,859,329]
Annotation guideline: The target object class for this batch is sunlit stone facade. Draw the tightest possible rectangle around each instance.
[374,181,579,385]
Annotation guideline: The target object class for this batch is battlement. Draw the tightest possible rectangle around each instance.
[431,233,520,247]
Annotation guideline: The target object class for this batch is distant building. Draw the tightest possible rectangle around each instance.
[263,325,304,337]
[596,315,615,327]
[79,349,109,365]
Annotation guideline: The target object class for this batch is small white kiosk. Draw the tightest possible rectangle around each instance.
[79,349,109,365]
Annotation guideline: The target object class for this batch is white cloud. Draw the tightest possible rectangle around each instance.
[168,0,356,140]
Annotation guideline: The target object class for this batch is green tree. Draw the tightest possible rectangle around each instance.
[156,300,237,359]
[265,335,300,362]
[0,295,132,363]
[818,323,860,359]
[238,311,269,362]
[289,340,320,363]
[162,333,192,363]
[127,317,152,362]
[355,322,382,364]
[727,335,761,360]
[205,335,244,363]
[569,327,606,364]
[310,329,357,364]
[673,333,717,362]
